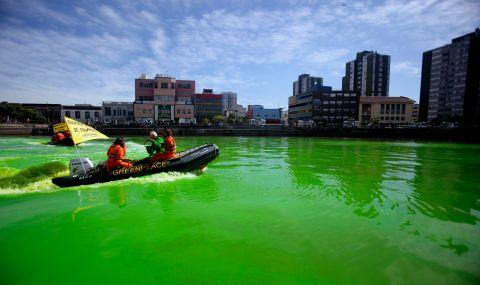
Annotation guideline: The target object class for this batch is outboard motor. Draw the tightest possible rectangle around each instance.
[69,158,94,175]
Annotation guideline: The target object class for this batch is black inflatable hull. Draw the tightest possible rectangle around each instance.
[52,144,220,188]
[49,138,74,146]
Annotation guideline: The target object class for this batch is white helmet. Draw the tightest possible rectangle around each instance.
[149,131,157,139]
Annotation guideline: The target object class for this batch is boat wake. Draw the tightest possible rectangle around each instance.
[0,161,69,196]
[85,171,199,189]
[0,178,61,196]
[0,163,201,196]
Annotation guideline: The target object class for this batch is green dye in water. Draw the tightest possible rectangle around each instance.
[0,136,479,284]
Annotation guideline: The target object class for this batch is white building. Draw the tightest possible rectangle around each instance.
[102,101,134,124]
[61,104,102,124]
[221,92,237,114]
[281,109,289,126]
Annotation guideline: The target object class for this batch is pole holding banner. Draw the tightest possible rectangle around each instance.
[74,143,87,174]
[63,117,109,174]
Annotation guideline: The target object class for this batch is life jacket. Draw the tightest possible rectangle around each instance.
[107,144,126,160]
[163,136,176,153]
[52,133,64,143]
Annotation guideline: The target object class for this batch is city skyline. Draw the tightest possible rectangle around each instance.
[0,0,479,108]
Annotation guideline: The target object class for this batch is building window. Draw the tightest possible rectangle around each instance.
[386,104,390,114]
[396,104,400,114]
[380,104,385,114]
[171,83,175,89]
[75,111,81,119]
[113,109,117,116]
[148,83,153,88]
[139,96,153,101]
[95,112,99,118]
[104,107,111,116]
[401,104,406,114]
[85,111,91,119]
[161,83,168,89]
[123,110,126,116]
[65,111,71,117]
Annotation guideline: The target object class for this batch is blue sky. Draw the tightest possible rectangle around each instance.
[0,0,479,108]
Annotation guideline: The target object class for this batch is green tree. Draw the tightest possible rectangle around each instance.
[0,104,46,123]
[227,114,236,125]
[369,117,380,125]
[212,115,225,126]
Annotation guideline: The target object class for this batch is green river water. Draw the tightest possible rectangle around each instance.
[0,136,479,284]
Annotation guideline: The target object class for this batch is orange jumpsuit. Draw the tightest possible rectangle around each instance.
[51,132,65,143]
[151,136,176,162]
[106,144,133,171]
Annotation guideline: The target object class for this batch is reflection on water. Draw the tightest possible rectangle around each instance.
[441,237,469,256]
[109,188,127,208]
[285,139,480,225]
[412,147,480,225]
[284,138,480,274]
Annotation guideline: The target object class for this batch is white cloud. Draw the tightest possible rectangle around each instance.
[149,29,170,59]
[0,0,479,105]
[0,27,141,104]
[139,11,159,24]
[337,0,480,47]
[392,61,420,77]
[0,0,78,26]
[153,8,335,69]
[99,5,127,27]
[309,49,350,64]
[34,2,77,25]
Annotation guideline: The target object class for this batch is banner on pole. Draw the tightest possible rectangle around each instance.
[64,117,109,145]
[53,122,68,133]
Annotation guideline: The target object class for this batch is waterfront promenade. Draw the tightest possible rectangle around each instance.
[1,123,479,143]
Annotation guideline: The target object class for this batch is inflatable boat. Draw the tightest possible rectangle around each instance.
[49,137,74,146]
[52,144,220,188]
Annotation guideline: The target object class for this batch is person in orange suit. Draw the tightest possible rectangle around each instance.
[51,132,65,144]
[151,129,176,162]
[106,137,133,171]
